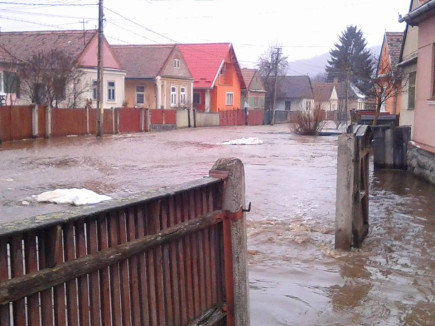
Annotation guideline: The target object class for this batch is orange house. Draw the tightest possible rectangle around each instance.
[178,43,246,112]
[376,32,404,115]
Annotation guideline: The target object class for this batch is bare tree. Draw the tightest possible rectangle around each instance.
[294,105,326,135]
[18,49,89,108]
[257,45,288,125]
[367,55,407,126]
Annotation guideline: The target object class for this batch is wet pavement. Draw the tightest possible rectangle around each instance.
[1,124,434,325]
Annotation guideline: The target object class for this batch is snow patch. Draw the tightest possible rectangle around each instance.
[221,137,263,145]
[35,188,112,206]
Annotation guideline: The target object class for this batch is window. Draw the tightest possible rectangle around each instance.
[54,77,66,101]
[226,92,234,105]
[193,92,200,105]
[285,100,291,111]
[136,85,145,105]
[305,100,312,110]
[171,86,177,106]
[92,80,97,100]
[408,72,416,110]
[107,81,115,101]
[174,59,180,68]
[180,86,186,106]
[0,72,3,93]
[33,83,46,105]
[4,72,20,96]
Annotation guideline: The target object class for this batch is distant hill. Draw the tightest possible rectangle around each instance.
[287,45,382,78]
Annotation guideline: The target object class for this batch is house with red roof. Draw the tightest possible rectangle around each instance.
[112,44,193,110]
[177,43,245,113]
[376,31,405,115]
[0,30,125,108]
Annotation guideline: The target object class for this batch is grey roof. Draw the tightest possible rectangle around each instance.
[112,44,174,79]
[0,30,96,62]
[277,76,314,99]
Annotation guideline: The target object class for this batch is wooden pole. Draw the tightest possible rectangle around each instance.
[96,0,104,137]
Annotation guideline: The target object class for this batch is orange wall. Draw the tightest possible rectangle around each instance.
[378,42,402,115]
[211,61,242,112]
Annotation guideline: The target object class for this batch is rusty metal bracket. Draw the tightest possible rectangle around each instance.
[225,202,251,221]
[209,170,230,180]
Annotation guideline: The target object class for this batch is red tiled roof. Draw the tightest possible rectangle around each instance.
[178,43,242,89]
[385,32,404,75]
[112,44,174,78]
[0,30,97,63]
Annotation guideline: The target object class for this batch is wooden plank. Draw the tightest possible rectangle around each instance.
[136,204,150,325]
[64,223,78,326]
[182,191,195,321]
[98,214,111,326]
[152,201,166,326]
[145,203,158,326]
[119,210,132,326]
[108,212,122,326]
[161,200,173,325]
[75,221,90,326]
[0,238,10,326]
[24,232,40,326]
[168,196,181,325]
[175,193,188,325]
[87,218,101,325]
[189,189,201,317]
[0,211,224,305]
[38,229,54,326]
[127,206,142,325]
[10,235,27,326]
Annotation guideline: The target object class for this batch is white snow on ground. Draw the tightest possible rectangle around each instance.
[221,137,263,145]
[35,188,112,206]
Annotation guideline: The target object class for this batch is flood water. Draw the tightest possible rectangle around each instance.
[1,125,434,325]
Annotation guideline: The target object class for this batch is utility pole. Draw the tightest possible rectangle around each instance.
[96,0,104,137]
[271,47,281,125]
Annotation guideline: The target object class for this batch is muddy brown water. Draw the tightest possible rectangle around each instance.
[1,125,434,325]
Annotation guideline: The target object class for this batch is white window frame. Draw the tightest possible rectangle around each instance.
[180,86,186,106]
[0,72,3,93]
[171,86,177,107]
[107,81,116,102]
[136,85,145,105]
[226,92,234,106]
[174,59,180,68]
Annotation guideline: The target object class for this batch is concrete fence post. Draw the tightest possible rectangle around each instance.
[335,134,356,250]
[32,104,38,138]
[146,109,151,132]
[140,108,145,132]
[45,105,51,138]
[210,158,250,326]
[115,108,120,134]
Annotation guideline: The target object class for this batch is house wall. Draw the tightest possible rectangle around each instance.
[378,41,402,115]
[399,63,417,131]
[193,89,206,111]
[242,91,265,110]
[82,68,126,109]
[212,62,242,112]
[276,98,311,111]
[124,80,156,108]
[160,78,193,109]
[413,14,435,150]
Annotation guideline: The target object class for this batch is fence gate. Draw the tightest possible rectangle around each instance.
[335,125,372,250]
[0,158,249,326]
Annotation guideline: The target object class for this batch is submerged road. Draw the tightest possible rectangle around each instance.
[1,124,434,325]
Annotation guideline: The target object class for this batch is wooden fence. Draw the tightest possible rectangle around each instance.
[0,158,249,326]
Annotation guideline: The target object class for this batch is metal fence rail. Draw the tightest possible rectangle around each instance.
[0,158,249,326]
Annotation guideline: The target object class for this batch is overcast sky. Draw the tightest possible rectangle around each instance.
[1,0,411,68]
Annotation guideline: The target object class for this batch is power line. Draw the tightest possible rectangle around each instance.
[104,6,177,43]
[0,1,97,6]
